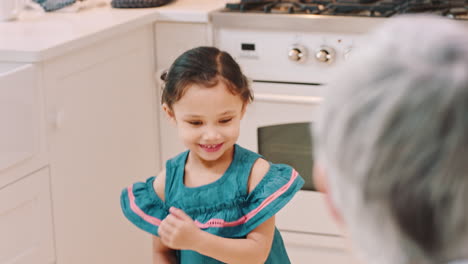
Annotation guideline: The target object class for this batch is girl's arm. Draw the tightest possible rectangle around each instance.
[152,235,177,264]
[152,169,178,264]
[193,214,276,264]
[159,208,275,264]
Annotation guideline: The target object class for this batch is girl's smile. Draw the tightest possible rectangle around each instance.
[199,143,224,153]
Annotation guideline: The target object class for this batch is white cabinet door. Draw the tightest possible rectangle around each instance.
[0,64,36,172]
[44,26,159,264]
[155,22,211,162]
[0,63,47,188]
[0,167,55,264]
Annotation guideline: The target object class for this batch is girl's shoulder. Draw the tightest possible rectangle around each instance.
[153,169,166,202]
[246,162,304,201]
[247,158,270,194]
[235,144,304,195]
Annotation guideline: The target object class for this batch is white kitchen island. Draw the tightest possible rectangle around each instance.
[0,1,223,263]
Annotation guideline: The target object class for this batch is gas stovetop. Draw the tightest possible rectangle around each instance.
[224,0,468,19]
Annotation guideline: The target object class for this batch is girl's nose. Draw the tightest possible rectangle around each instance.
[202,126,221,141]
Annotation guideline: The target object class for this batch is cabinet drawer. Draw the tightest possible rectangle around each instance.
[0,168,55,264]
[281,231,357,264]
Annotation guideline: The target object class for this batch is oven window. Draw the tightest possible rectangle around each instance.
[257,122,315,191]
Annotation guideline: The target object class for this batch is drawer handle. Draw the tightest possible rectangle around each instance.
[255,93,323,105]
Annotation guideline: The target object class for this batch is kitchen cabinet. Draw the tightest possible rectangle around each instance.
[155,22,211,161]
[155,22,212,73]
[43,25,159,264]
[0,62,54,264]
[0,3,225,264]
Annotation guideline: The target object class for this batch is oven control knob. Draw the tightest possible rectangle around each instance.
[288,46,307,62]
[315,46,336,64]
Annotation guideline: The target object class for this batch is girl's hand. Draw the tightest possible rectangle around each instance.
[158,207,202,250]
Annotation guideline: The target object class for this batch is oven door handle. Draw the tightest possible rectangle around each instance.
[254,93,323,105]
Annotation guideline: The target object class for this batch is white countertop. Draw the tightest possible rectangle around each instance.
[156,0,224,22]
[0,0,225,62]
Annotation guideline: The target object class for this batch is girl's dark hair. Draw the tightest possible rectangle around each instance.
[161,46,252,109]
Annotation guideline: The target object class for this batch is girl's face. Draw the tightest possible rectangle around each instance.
[163,81,245,163]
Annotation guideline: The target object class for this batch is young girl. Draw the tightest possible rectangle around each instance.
[120,46,304,264]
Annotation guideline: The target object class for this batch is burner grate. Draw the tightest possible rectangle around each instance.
[225,0,468,18]
[264,2,321,13]
[226,1,321,14]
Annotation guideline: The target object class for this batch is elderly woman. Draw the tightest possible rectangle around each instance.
[313,15,468,264]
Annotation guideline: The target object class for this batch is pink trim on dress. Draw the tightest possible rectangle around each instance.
[128,186,162,226]
[128,170,299,229]
[195,169,299,228]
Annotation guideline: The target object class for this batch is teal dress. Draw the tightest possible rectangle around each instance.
[121,144,304,263]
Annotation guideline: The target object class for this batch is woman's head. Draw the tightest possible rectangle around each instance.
[314,15,468,264]
[161,46,252,110]
[161,47,252,162]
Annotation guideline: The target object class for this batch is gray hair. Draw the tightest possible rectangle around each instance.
[314,15,468,264]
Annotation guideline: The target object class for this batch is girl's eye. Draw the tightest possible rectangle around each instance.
[188,121,202,126]
[220,118,233,124]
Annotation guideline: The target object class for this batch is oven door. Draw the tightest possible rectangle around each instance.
[238,81,342,237]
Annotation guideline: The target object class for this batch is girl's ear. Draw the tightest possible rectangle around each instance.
[162,103,176,124]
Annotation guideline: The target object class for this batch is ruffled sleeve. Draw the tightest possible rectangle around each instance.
[120,176,169,236]
[183,164,304,238]
[239,164,304,236]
